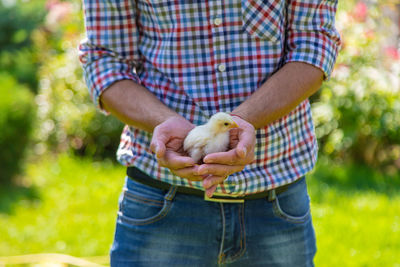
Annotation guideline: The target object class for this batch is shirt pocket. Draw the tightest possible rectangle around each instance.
[241,0,285,43]
[138,0,177,32]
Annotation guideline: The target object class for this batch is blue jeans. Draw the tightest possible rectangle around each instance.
[110,176,316,266]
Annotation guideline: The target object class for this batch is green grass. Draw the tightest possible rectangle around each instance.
[308,159,400,267]
[0,154,125,258]
[1,154,400,266]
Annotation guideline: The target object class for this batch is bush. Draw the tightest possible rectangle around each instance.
[312,0,400,172]
[0,0,46,93]
[34,48,124,159]
[0,74,36,184]
[33,0,123,160]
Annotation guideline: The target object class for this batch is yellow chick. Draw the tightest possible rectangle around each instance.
[184,112,239,163]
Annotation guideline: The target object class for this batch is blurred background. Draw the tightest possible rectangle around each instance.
[0,0,399,266]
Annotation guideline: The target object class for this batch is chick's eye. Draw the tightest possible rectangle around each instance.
[224,122,229,126]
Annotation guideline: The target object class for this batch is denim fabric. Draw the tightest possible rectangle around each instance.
[110,176,316,266]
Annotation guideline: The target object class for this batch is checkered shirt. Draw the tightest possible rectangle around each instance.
[79,0,341,195]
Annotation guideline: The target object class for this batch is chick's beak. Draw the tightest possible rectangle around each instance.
[230,121,239,129]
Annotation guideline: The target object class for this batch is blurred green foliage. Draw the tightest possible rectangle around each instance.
[32,0,124,159]
[0,0,46,92]
[312,0,400,172]
[0,73,35,185]
[34,48,124,159]
[0,0,44,184]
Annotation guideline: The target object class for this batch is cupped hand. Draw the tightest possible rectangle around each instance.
[150,116,204,181]
[197,116,256,197]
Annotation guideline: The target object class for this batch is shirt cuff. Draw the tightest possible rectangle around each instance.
[82,58,141,115]
[285,30,341,80]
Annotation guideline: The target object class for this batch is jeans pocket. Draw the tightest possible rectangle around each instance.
[241,0,285,42]
[118,178,175,226]
[272,177,311,224]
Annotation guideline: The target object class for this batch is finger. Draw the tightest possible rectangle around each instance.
[203,149,239,165]
[198,163,244,177]
[171,166,204,181]
[203,175,226,189]
[203,175,226,190]
[206,185,218,198]
[158,151,195,169]
[235,129,255,159]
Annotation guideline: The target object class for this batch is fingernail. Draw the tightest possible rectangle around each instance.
[186,162,194,167]
[198,168,207,175]
[204,158,213,164]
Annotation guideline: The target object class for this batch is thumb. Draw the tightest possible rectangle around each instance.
[235,127,255,158]
[205,185,218,198]
[151,128,168,158]
[151,141,166,158]
[236,145,247,158]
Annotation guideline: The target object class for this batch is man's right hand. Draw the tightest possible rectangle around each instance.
[150,116,204,181]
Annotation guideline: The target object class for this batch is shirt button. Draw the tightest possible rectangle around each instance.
[214,17,222,26]
[217,64,226,72]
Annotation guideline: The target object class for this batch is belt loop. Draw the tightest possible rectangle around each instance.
[165,186,178,201]
[267,189,276,202]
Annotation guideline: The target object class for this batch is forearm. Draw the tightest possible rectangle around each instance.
[100,80,182,132]
[232,62,324,129]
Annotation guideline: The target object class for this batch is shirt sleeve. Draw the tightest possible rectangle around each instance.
[78,0,141,113]
[284,0,342,79]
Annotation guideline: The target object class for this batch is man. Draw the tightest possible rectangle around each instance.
[79,0,340,266]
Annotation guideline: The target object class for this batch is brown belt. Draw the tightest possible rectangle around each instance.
[127,167,298,203]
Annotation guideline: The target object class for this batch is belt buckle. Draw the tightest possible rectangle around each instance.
[204,192,245,203]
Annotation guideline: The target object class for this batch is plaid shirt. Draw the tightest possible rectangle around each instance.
[79,0,340,195]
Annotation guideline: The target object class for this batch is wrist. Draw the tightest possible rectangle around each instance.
[154,114,195,134]
[231,112,255,126]
[153,113,184,127]
[230,113,246,121]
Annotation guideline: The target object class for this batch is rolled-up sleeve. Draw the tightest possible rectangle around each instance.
[78,0,141,113]
[285,0,341,79]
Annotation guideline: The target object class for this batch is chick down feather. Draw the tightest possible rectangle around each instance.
[183,112,238,163]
